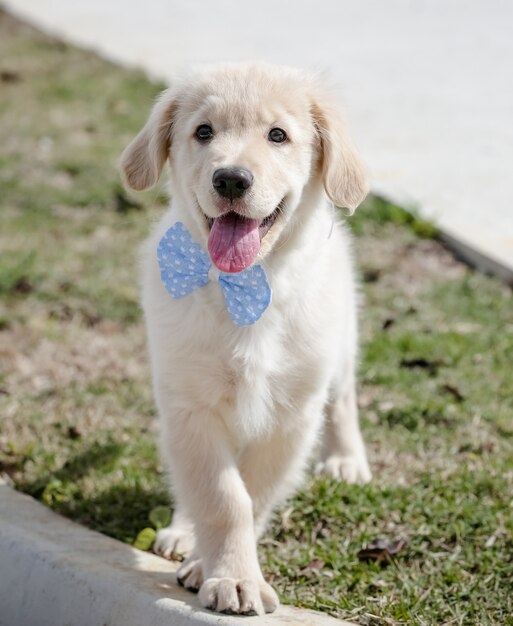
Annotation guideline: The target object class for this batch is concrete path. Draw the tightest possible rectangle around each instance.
[5,0,513,281]
[0,479,350,626]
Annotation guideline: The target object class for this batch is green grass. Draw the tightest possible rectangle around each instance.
[1,11,512,625]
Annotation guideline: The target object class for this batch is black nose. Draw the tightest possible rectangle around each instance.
[212,167,253,200]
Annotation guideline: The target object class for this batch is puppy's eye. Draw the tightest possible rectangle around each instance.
[268,128,287,144]
[195,124,214,142]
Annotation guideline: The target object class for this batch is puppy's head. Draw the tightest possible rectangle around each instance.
[121,64,367,273]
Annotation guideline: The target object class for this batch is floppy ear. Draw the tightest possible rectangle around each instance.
[121,89,177,191]
[311,94,369,212]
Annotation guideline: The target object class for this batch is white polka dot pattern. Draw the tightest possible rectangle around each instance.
[157,222,210,297]
[219,266,271,327]
[157,222,272,326]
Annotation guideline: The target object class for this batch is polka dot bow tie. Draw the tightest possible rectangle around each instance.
[157,222,272,327]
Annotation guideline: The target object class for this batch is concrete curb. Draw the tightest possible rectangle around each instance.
[439,230,513,287]
[0,480,351,626]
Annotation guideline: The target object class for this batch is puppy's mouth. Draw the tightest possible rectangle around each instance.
[205,203,282,274]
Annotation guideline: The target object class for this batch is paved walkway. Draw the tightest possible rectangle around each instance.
[6,0,513,280]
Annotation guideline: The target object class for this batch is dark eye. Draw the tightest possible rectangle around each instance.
[195,124,214,142]
[268,128,287,143]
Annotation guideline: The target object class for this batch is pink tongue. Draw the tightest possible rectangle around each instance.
[208,213,261,273]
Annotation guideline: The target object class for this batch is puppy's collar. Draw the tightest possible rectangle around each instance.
[157,222,272,327]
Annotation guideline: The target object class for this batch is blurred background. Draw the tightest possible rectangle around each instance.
[5,0,513,281]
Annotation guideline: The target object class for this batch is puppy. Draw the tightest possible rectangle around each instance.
[121,63,371,616]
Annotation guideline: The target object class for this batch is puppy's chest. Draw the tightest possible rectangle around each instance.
[161,275,331,436]
[197,327,322,440]
[218,349,296,441]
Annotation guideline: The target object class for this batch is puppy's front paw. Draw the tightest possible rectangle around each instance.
[315,454,371,484]
[153,525,195,560]
[177,556,203,592]
[199,577,279,615]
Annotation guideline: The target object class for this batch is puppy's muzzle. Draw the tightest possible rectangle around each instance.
[212,167,253,200]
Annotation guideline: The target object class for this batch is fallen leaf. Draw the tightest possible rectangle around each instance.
[362,268,381,283]
[298,559,325,578]
[441,384,465,402]
[382,318,396,330]
[1,70,21,83]
[358,538,406,565]
[133,527,156,551]
[67,425,82,440]
[400,357,440,376]
[13,277,34,294]
[149,505,171,530]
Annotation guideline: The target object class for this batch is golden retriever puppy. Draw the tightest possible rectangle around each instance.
[121,63,371,616]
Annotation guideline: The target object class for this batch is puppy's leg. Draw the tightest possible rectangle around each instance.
[153,503,196,560]
[315,380,371,484]
[163,412,278,615]
[240,417,322,538]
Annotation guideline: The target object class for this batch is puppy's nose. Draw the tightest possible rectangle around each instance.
[212,167,253,200]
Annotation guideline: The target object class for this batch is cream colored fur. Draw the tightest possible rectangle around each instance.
[121,63,371,616]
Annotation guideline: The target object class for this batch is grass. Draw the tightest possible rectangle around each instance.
[1,10,512,625]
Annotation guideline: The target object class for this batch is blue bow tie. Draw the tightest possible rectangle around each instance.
[157,222,272,327]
